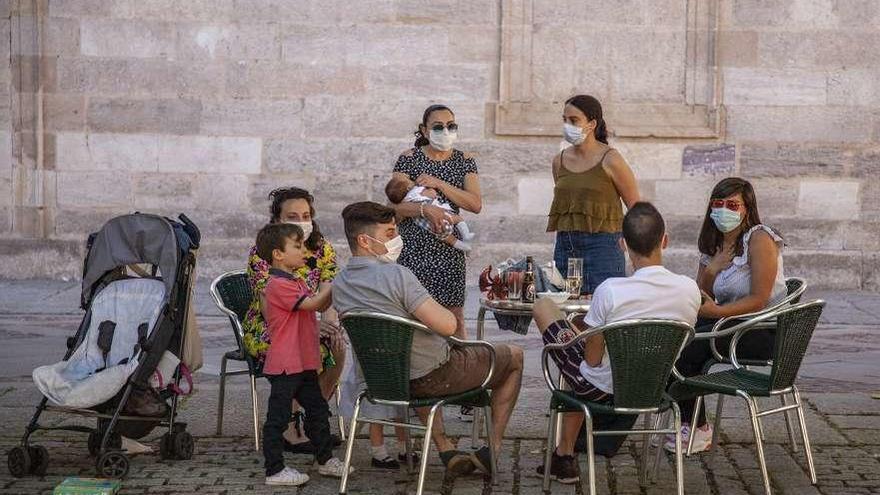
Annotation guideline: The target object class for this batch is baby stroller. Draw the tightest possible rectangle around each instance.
[7,212,200,479]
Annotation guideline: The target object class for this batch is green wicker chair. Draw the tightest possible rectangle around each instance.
[697,277,808,451]
[210,270,263,451]
[670,300,825,495]
[541,319,694,495]
[338,311,497,495]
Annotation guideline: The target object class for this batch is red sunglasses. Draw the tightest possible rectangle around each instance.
[710,199,744,211]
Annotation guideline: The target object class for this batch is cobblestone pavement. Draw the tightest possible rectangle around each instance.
[1,282,879,493]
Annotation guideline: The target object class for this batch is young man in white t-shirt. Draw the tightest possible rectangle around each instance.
[533,202,701,484]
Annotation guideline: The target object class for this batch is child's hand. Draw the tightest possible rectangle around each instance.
[422,188,438,199]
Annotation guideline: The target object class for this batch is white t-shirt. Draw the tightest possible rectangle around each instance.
[578,265,701,394]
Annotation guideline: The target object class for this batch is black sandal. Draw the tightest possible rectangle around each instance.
[371,455,400,469]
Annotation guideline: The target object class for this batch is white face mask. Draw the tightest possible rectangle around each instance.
[366,235,404,263]
[286,221,313,240]
[563,123,585,145]
[428,129,457,151]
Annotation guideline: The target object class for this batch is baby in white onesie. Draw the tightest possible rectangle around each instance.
[385,176,475,252]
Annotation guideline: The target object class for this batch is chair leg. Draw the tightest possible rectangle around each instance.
[401,406,414,474]
[792,386,817,484]
[542,408,558,492]
[639,413,652,487]
[216,355,228,436]
[653,410,668,479]
[250,374,260,452]
[672,403,684,495]
[781,394,799,452]
[687,395,703,455]
[336,383,346,441]
[580,405,597,495]
[471,406,482,449]
[416,403,441,495]
[339,395,362,494]
[742,393,772,495]
[483,405,497,485]
[713,394,724,447]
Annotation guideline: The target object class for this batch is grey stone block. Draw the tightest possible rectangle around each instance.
[683,144,735,177]
[87,98,202,134]
[57,171,132,208]
[225,61,366,99]
[58,58,224,97]
[81,19,175,59]
[200,99,304,138]
[0,238,83,278]
[740,142,849,178]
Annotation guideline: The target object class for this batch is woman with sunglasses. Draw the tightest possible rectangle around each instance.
[668,177,788,454]
[391,104,481,340]
[547,95,639,295]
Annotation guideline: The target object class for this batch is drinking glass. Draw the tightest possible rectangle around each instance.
[506,270,523,300]
[566,258,584,297]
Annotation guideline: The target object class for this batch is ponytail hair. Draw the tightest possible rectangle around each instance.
[565,95,609,144]
[413,104,454,147]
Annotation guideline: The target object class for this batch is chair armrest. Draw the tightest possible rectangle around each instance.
[447,336,497,390]
[540,326,605,392]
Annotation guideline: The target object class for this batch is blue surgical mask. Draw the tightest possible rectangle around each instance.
[710,207,742,233]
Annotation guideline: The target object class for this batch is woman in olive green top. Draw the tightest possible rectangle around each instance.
[548,95,640,294]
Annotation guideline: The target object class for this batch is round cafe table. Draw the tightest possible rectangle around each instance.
[470,296,591,447]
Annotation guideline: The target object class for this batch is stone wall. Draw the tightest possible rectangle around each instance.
[2,0,879,290]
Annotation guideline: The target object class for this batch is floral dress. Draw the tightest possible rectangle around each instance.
[242,240,339,371]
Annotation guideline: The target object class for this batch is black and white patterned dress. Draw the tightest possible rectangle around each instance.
[393,147,478,307]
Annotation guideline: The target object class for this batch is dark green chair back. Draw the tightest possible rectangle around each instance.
[604,321,693,409]
[340,313,415,402]
[213,271,253,351]
[785,277,806,304]
[768,300,824,391]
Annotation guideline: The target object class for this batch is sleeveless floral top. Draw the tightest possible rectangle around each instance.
[242,240,338,368]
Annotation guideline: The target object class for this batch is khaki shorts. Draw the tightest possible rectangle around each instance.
[410,343,516,398]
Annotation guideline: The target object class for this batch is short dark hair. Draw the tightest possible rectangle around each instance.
[255,223,303,262]
[341,201,396,250]
[622,202,665,257]
[385,176,412,204]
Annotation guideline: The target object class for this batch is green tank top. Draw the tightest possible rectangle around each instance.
[546,148,624,233]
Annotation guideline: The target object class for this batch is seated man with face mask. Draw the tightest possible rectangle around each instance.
[332,201,524,478]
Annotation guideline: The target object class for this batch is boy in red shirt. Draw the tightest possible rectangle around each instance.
[256,223,353,486]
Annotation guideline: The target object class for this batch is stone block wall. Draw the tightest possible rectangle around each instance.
[2,0,879,291]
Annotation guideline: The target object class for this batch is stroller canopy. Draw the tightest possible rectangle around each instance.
[81,213,183,307]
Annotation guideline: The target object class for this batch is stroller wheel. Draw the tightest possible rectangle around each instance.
[96,451,129,479]
[159,433,174,460]
[28,445,49,476]
[172,431,194,460]
[7,446,31,478]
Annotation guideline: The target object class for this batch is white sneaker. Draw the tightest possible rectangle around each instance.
[266,466,310,486]
[316,457,354,478]
[665,424,712,453]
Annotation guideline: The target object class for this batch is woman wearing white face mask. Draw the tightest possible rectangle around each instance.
[391,104,482,341]
[547,95,640,296]
[243,187,346,454]
[670,177,788,454]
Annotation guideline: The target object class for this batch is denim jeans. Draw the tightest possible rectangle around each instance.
[554,231,625,295]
